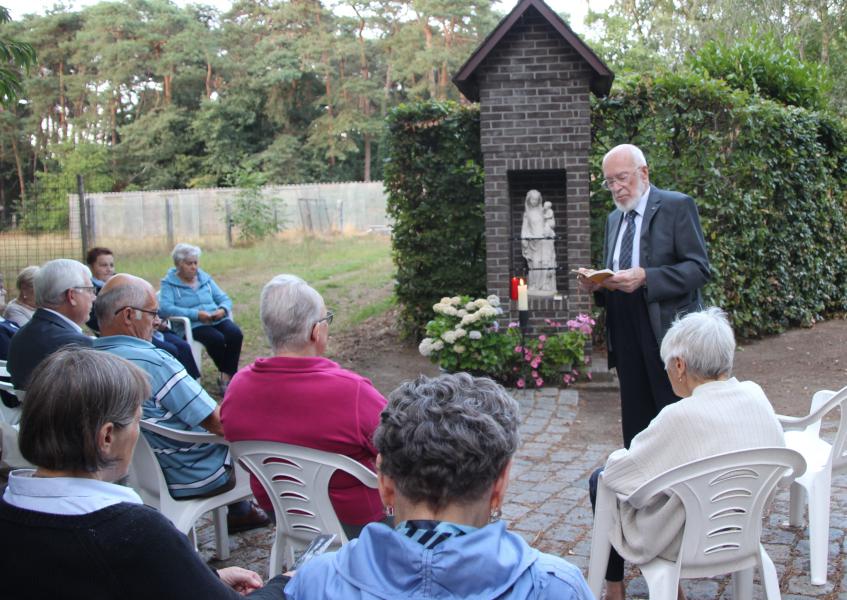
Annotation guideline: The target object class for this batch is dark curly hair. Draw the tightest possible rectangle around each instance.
[374,372,520,511]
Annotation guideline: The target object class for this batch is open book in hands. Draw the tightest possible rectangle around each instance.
[572,267,615,284]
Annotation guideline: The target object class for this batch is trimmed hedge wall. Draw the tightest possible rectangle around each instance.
[384,102,486,338]
[386,80,847,339]
[591,72,847,336]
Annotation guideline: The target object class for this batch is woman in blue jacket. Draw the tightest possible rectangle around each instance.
[159,243,243,391]
[284,373,593,600]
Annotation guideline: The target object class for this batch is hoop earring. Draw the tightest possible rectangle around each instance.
[489,508,501,523]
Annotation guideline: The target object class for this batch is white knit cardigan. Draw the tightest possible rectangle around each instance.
[602,377,786,564]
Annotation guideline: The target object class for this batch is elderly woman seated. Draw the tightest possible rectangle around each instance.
[284,372,592,599]
[3,265,38,326]
[159,243,243,391]
[589,307,785,600]
[0,348,284,599]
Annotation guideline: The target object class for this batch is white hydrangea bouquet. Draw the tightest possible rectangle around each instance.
[418,295,510,376]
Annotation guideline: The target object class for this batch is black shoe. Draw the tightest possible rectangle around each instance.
[227,504,270,533]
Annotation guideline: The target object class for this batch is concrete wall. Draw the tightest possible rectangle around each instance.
[71,181,389,252]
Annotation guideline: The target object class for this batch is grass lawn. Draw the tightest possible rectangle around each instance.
[118,234,395,384]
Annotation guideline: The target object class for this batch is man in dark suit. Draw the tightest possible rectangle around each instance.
[7,259,95,390]
[581,144,710,446]
[580,144,710,600]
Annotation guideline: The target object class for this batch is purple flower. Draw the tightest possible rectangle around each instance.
[538,335,547,342]
[531,370,539,378]
[534,378,543,387]
[516,378,526,389]
[514,345,523,353]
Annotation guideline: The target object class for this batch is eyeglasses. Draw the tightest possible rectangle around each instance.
[114,306,160,318]
[601,169,640,190]
[315,310,334,326]
[71,286,97,295]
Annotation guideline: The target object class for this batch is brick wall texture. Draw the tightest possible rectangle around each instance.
[476,6,593,331]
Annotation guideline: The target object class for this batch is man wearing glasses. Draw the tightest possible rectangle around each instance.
[579,143,710,447]
[221,274,388,540]
[93,274,269,532]
[7,258,95,390]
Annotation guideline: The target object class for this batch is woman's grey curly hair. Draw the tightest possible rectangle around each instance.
[374,372,521,510]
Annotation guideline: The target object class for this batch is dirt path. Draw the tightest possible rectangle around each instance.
[330,311,847,419]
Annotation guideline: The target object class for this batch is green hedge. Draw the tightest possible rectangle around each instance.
[384,101,486,338]
[591,71,847,336]
[386,82,847,339]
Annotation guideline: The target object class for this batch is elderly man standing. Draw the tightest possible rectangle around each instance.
[221,274,387,539]
[579,144,710,449]
[7,259,95,390]
[92,273,268,531]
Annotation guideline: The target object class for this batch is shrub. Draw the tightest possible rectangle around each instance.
[384,101,486,339]
[419,295,593,389]
[226,170,282,244]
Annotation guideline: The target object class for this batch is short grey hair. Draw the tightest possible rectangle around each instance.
[171,243,201,266]
[34,259,92,307]
[94,280,150,327]
[260,274,324,352]
[660,307,736,379]
[602,143,647,169]
[375,373,521,510]
[16,265,39,291]
[19,347,149,473]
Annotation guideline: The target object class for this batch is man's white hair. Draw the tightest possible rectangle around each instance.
[660,307,735,379]
[260,274,324,353]
[34,259,92,308]
[602,144,647,169]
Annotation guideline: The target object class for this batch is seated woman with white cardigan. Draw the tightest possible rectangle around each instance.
[589,308,785,600]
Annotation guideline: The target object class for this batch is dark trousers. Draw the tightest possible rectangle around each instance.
[598,291,679,582]
[589,467,624,581]
[192,320,243,377]
[153,331,201,379]
[606,290,679,448]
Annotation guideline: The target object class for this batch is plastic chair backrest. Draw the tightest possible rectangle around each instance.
[626,447,806,579]
[231,440,378,574]
[806,386,847,473]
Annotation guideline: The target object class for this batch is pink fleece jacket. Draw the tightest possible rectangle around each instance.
[220,355,386,525]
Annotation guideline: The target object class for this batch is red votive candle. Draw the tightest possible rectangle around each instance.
[510,277,519,301]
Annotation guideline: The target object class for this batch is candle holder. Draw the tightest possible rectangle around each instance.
[518,309,529,333]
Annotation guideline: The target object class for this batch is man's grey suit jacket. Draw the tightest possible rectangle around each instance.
[7,308,93,389]
[596,185,711,368]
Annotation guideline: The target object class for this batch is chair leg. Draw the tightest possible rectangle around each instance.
[788,482,805,527]
[807,474,832,585]
[731,567,753,599]
[588,480,615,599]
[213,506,230,560]
[757,545,781,600]
[640,560,681,600]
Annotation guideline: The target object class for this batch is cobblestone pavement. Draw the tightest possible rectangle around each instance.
[203,385,847,599]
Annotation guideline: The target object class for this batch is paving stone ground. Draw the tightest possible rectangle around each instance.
[202,383,847,600]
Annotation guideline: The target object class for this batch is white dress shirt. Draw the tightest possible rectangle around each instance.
[612,188,650,271]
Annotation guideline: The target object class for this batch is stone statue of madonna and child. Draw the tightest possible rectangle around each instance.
[521,189,557,295]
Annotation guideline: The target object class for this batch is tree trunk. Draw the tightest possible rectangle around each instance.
[205,61,213,98]
[363,133,371,182]
[10,135,25,206]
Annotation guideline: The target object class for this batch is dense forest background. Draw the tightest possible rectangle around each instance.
[0,0,843,227]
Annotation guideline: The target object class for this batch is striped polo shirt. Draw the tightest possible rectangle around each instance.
[93,335,231,498]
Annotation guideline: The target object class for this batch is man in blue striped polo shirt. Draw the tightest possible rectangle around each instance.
[92,273,268,531]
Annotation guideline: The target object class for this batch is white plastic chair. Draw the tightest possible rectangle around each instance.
[165,315,203,381]
[777,385,847,585]
[230,440,378,577]
[0,380,23,426]
[127,420,252,560]
[588,447,806,600]
[0,420,33,469]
